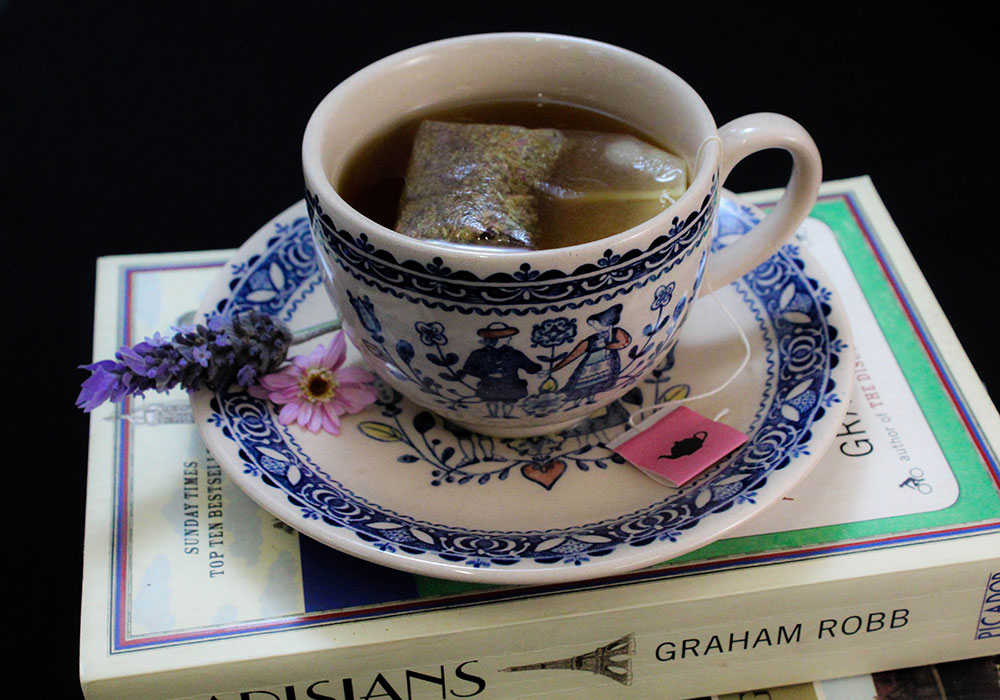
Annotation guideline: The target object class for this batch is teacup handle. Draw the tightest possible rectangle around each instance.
[701,112,822,292]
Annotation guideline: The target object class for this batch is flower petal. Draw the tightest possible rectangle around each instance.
[277,402,302,425]
[76,363,124,411]
[335,385,378,412]
[320,404,342,435]
[307,408,324,432]
[297,402,314,426]
[260,370,301,389]
[321,332,347,370]
[269,386,302,404]
[335,366,375,385]
[248,384,271,400]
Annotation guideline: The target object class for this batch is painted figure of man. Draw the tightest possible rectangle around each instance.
[462,322,542,418]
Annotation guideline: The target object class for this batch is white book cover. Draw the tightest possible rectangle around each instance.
[79,177,1000,700]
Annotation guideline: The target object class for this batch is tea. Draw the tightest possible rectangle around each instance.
[337,99,688,250]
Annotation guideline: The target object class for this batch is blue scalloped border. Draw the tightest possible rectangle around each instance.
[205,197,842,569]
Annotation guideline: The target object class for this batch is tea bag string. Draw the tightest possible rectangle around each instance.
[626,277,752,430]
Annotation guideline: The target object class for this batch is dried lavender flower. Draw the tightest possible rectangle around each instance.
[76,310,295,412]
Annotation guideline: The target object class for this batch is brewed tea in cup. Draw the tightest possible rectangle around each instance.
[339,98,689,249]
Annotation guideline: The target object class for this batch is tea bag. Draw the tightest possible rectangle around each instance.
[395,121,564,247]
[395,121,687,248]
[537,131,688,245]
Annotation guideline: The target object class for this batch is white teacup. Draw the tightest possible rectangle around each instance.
[302,33,821,438]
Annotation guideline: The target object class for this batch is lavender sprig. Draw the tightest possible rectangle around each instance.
[76,310,337,412]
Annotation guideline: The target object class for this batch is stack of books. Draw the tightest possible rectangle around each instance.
[78,177,1000,699]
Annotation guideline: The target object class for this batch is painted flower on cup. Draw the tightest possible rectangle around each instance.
[347,290,383,342]
[520,390,567,417]
[651,282,675,310]
[530,317,577,348]
[507,433,566,459]
[415,321,448,347]
[672,293,688,321]
[250,332,377,434]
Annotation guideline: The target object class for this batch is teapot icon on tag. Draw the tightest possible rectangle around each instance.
[659,431,708,460]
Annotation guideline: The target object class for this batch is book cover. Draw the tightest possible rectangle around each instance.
[79,177,1000,700]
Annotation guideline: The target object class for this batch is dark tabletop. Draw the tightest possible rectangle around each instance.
[2,3,995,697]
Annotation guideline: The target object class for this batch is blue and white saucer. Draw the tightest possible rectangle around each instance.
[190,194,853,584]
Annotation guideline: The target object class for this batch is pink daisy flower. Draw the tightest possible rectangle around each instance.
[249,332,376,435]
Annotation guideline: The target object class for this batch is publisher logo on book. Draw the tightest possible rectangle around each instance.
[977,571,1000,640]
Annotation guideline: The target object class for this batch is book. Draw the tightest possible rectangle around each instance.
[78,176,1000,700]
[708,657,1000,700]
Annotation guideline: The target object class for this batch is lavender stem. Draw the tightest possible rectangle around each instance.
[291,318,342,345]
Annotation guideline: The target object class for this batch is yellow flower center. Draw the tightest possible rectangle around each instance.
[299,367,337,403]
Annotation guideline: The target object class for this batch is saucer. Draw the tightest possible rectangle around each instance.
[190,194,853,585]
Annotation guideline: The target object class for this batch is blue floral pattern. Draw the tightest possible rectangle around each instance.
[199,196,850,575]
[307,186,718,314]
[306,180,723,427]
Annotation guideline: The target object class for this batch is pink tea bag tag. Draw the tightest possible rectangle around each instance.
[608,405,748,487]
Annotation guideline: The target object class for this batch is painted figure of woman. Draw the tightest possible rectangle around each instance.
[462,322,542,417]
[552,304,632,406]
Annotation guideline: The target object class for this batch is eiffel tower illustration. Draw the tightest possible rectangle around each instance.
[499,632,635,686]
[110,401,194,426]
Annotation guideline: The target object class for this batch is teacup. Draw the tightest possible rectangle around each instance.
[302,33,821,438]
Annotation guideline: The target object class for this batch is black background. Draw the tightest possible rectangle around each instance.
[2,3,997,697]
